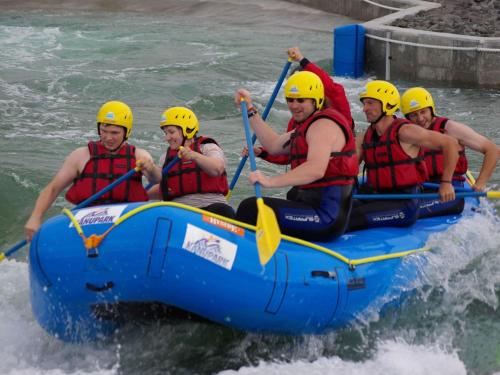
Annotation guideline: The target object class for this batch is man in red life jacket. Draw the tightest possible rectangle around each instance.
[347,81,461,231]
[248,46,355,165]
[401,87,500,218]
[146,106,235,218]
[24,101,157,241]
[235,71,358,241]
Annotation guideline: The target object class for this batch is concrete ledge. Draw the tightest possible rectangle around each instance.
[285,0,500,88]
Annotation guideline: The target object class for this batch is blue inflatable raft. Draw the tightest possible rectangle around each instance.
[29,196,479,342]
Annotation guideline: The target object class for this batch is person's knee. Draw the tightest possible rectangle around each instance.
[236,198,257,223]
[203,203,236,219]
[218,204,236,219]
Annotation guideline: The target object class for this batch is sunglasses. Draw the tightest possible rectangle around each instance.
[286,97,307,104]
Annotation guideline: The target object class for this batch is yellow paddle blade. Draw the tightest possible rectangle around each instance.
[486,191,500,199]
[466,170,476,185]
[255,198,281,265]
[0,253,5,262]
[225,190,232,201]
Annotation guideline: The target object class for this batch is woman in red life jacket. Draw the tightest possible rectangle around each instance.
[235,71,358,241]
[401,87,500,218]
[24,101,157,241]
[147,106,235,218]
[347,81,460,232]
[246,46,355,166]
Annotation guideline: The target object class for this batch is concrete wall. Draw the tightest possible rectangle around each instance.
[286,0,410,21]
[285,0,500,88]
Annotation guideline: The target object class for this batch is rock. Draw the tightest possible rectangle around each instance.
[390,0,499,36]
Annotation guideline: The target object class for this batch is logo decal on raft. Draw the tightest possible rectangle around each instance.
[202,215,245,236]
[70,204,127,227]
[182,223,237,270]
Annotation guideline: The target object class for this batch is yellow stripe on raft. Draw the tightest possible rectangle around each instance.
[62,201,432,269]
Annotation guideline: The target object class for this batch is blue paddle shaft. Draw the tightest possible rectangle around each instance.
[144,156,180,191]
[423,182,471,192]
[228,59,292,192]
[241,101,262,198]
[75,168,138,209]
[5,239,26,257]
[353,191,485,200]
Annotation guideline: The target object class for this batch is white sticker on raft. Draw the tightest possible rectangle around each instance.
[69,204,128,227]
[182,223,237,270]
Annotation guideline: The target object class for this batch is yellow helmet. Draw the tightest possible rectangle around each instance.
[284,71,324,109]
[160,106,199,139]
[96,101,133,139]
[359,80,400,116]
[401,87,436,116]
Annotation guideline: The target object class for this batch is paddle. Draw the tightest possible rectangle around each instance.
[353,191,500,200]
[144,156,180,191]
[240,99,281,266]
[422,182,471,192]
[75,166,143,208]
[422,181,500,196]
[0,160,167,263]
[226,58,292,201]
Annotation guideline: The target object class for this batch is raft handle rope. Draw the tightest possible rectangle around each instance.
[62,202,431,270]
[62,208,115,256]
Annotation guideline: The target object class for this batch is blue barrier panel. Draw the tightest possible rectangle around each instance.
[333,24,365,78]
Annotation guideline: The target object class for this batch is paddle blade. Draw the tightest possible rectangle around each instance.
[255,198,281,265]
[487,191,500,199]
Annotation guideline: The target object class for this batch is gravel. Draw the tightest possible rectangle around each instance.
[391,0,500,37]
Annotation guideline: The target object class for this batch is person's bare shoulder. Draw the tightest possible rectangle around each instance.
[63,146,90,172]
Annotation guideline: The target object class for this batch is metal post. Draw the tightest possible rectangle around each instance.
[385,31,391,81]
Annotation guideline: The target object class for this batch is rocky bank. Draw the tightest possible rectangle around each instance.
[392,0,500,37]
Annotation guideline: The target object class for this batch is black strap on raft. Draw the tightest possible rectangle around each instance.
[311,270,337,279]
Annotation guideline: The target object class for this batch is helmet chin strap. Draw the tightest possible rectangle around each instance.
[107,138,125,153]
[370,112,386,125]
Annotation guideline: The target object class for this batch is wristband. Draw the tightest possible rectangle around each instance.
[440,180,452,184]
[258,150,269,159]
[299,57,310,68]
[247,108,258,118]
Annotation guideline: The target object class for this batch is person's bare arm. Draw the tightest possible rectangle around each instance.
[399,125,459,201]
[249,119,344,188]
[24,147,87,241]
[446,120,500,191]
[147,184,161,200]
[355,131,365,163]
[234,89,291,155]
[180,143,225,177]
[136,148,162,184]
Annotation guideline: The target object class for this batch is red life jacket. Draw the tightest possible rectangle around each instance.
[363,118,428,191]
[160,136,229,200]
[288,107,358,189]
[65,141,149,205]
[422,117,468,182]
